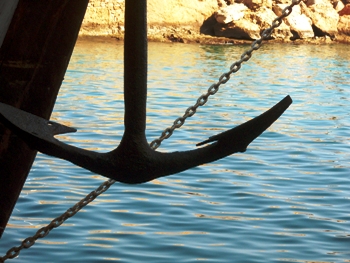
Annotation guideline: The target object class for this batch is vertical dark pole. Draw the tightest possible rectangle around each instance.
[123,0,148,140]
[0,0,89,238]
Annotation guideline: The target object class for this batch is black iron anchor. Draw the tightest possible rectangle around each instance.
[0,1,292,184]
[0,94,291,184]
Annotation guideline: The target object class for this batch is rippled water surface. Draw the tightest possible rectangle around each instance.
[1,38,350,263]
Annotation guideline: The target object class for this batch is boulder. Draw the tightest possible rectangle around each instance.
[273,0,293,3]
[147,0,219,27]
[300,0,339,37]
[241,0,273,10]
[214,18,261,39]
[339,4,350,15]
[215,3,248,24]
[81,0,221,36]
[337,15,350,35]
[214,5,294,40]
[217,0,227,8]
[305,0,326,5]
[248,6,292,39]
[334,0,345,12]
[273,4,314,39]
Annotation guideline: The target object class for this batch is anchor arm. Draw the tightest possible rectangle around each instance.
[0,95,291,184]
[0,95,292,184]
[119,95,292,183]
[196,95,292,148]
[103,94,292,183]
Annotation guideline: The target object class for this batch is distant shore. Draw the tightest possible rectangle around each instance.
[80,0,350,45]
[78,32,350,45]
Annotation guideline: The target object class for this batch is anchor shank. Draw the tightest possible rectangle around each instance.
[123,0,148,140]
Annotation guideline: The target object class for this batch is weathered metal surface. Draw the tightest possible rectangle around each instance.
[196,95,292,147]
[0,103,77,140]
[0,0,89,237]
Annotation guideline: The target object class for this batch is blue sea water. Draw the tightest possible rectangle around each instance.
[1,38,349,263]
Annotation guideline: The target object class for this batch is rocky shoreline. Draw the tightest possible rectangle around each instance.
[79,0,350,44]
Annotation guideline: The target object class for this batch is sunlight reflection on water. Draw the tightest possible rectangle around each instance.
[1,38,349,263]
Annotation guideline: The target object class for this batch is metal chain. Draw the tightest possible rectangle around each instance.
[0,179,115,262]
[0,1,303,261]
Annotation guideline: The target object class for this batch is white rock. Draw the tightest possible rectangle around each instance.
[214,19,261,39]
[273,4,314,39]
[334,1,345,12]
[215,3,248,24]
[300,0,339,37]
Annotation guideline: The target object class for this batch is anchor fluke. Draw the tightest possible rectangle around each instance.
[196,95,292,151]
[0,103,77,141]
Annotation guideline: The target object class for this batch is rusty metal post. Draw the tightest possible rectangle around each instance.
[0,0,89,238]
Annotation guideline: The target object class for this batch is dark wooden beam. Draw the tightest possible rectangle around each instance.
[0,0,89,238]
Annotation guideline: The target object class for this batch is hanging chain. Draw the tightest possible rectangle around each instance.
[0,1,303,261]
[0,179,115,262]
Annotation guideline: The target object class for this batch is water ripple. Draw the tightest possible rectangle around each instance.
[1,39,349,263]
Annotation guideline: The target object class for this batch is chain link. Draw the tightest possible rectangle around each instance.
[0,1,303,261]
[0,178,116,263]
